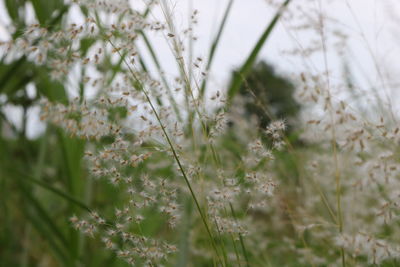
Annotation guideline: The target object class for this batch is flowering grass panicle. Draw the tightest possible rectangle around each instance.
[3,0,400,266]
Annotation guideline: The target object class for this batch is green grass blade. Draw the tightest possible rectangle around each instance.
[31,0,64,26]
[56,130,86,262]
[200,0,234,98]
[176,199,193,267]
[139,30,182,121]
[17,171,91,212]
[18,183,70,254]
[22,203,71,266]
[4,0,22,25]
[229,203,250,267]
[227,0,291,104]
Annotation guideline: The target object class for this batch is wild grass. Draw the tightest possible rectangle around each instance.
[1,0,400,266]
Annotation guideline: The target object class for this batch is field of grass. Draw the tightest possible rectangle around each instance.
[1,0,399,266]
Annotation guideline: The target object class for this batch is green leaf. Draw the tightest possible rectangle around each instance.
[56,130,86,262]
[80,38,97,56]
[35,67,68,103]
[0,60,33,96]
[16,171,91,212]
[5,0,24,23]
[200,0,234,98]
[57,130,85,196]
[227,0,292,104]
[31,0,64,25]
[20,184,70,249]
[176,199,193,267]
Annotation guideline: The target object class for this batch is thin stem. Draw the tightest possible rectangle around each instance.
[317,1,345,265]
[106,38,223,265]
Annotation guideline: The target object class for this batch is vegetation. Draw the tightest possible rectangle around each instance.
[231,60,300,131]
[1,0,399,266]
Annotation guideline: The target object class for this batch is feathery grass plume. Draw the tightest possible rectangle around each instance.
[3,0,400,266]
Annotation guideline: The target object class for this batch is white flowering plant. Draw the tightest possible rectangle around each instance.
[1,0,400,266]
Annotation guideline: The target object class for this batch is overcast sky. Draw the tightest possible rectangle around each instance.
[142,0,400,87]
[1,0,400,138]
[1,0,399,91]
[141,0,400,115]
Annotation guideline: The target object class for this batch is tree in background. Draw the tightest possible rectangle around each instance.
[232,60,300,132]
[226,60,302,189]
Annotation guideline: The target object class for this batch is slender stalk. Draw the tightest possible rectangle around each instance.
[227,0,292,104]
[317,1,345,265]
[138,31,183,122]
[106,38,223,265]
[229,204,250,267]
[199,0,235,99]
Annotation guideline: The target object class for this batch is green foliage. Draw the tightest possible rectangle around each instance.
[35,67,68,103]
[0,0,301,265]
[5,0,23,25]
[234,61,300,129]
[227,0,292,104]
[31,0,65,26]
[3,0,399,266]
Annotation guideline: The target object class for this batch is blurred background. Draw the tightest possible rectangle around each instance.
[1,0,400,138]
[1,0,399,266]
